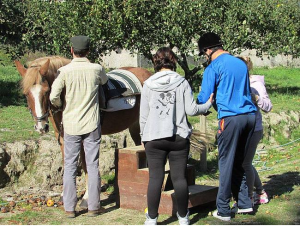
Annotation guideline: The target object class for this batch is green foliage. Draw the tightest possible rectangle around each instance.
[102,174,115,185]
[18,51,48,66]
[0,0,27,58]
[2,0,299,84]
[207,0,300,57]
[0,49,14,66]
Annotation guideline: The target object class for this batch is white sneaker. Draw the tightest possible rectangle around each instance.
[177,210,190,225]
[212,210,231,221]
[231,202,253,214]
[144,212,157,225]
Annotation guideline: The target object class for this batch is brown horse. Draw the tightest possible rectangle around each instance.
[15,56,152,207]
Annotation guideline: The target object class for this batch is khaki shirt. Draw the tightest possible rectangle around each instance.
[50,58,108,135]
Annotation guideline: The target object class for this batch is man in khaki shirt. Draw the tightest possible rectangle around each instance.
[50,35,108,218]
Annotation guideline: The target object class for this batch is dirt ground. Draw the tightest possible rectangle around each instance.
[0,185,193,225]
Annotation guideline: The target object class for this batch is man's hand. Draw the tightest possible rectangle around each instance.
[51,103,63,112]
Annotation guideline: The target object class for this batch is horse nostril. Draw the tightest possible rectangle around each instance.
[44,124,49,132]
[34,125,37,130]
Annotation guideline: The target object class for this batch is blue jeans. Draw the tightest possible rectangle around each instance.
[216,114,255,216]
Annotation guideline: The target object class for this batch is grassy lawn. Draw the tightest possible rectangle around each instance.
[252,67,300,114]
[0,141,298,225]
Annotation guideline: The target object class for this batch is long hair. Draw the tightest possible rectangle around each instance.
[237,56,253,72]
[152,47,177,72]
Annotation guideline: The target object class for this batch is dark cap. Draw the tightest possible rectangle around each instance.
[70,35,90,51]
[198,32,222,56]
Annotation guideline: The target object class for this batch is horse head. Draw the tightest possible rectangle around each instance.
[15,59,51,134]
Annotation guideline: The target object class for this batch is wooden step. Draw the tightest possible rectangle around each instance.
[159,184,218,215]
[115,146,218,216]
[117,182,218,216]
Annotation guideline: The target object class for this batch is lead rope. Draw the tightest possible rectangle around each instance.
[50,107,63,146]
[57,122,63,146]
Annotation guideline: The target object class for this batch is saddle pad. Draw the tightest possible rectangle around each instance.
[106,69,142,96]
[101,96,136,112]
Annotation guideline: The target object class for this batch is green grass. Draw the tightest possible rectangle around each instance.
[0,65,25,107]
[0,106,41,142]
[252,67,300,113]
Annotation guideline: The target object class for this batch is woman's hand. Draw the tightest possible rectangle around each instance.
[209,93,214,103]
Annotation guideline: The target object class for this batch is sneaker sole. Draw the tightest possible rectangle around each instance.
[231,205,253,214]
[236,208,253,213]
[212,211,231,221]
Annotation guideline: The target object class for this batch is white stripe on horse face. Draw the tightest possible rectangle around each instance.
[30,85,43,128]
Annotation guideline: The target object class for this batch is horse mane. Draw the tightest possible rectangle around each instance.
[22,56,71,94]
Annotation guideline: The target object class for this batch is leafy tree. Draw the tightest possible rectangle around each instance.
[110,0,211,86]
[102,0,300,86]
[211,0,300,58]
[0,0,27,58]
[3,0,300,87]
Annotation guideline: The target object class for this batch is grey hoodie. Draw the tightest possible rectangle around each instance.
[139,71,212,142]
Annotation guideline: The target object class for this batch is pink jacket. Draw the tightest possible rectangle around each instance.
[250,75,273,131]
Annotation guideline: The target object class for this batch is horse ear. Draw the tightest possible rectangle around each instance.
[40,59,50,76]
[14,60,27,77]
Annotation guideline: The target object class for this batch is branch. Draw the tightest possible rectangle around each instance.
[191,65,202,75]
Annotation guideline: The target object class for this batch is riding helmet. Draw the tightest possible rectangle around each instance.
[198,32,223,56]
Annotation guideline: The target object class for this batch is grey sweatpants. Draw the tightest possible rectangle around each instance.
[242,130,264,197]
[63,126,101,212]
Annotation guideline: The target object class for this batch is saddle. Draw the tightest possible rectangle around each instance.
[99,69,142,112]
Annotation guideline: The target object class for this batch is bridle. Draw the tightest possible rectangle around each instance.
[26,94,64,142]
[25,94,50,123]
[29,107,50,122]
[23,62,64,140]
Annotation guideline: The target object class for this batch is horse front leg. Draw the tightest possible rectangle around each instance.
[129,120,142,146]
[79,144,89,209]
[54,131,65,204]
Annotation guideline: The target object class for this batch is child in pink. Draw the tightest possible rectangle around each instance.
[240,57,272,205]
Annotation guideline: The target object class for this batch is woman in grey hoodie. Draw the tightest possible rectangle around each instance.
[140,47,213,225]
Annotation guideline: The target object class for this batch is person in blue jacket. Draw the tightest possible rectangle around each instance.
[197,32,257,221]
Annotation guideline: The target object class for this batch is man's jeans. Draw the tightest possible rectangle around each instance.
[63,126,101,212]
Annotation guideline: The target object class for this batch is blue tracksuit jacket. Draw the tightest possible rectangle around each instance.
[197,53,257,119]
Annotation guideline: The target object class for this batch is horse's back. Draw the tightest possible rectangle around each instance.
[120,67,152,85]
[101,67,152,136]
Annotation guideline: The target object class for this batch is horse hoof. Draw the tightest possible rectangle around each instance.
[79,199,88,209]
[58,196,64,205]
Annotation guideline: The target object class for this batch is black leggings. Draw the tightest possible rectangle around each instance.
[144,135,190,218]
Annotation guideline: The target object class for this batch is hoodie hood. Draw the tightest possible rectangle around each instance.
[250,75,265,85]
[145,71,185,91]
